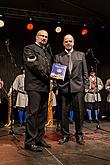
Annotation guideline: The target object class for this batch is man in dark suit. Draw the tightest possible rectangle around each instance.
[23,30,52,152]
[55,34,89,145]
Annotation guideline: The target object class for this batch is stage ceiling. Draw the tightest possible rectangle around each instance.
[0,1,110,24]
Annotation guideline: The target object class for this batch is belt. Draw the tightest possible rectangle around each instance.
[88,92,98,94]
[18,90,27,94]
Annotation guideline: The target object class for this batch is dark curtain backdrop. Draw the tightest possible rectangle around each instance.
[0,18,110,117]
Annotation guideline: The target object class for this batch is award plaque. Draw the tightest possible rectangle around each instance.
[50,63,67,81]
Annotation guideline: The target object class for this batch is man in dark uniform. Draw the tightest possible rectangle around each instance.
[23,30,52,152]
[55,34,89,145]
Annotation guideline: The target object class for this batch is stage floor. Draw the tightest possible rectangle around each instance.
[0,120,110,165]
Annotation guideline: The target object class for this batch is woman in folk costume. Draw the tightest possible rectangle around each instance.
[84,67,103,123]
[9,67,28,126]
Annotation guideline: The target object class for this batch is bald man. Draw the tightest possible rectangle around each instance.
[55,34,89,145]
[23,30,53,151]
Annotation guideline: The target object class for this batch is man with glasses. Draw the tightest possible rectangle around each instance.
[23,30,52,152]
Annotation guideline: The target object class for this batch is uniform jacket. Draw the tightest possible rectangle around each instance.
[55,50,89,93]
[23,43,52,92]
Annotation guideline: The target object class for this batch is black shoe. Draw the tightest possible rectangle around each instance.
[76,135,84,145]
[88,120,92,123]
[56,122,61,132]
[0,123,4,128]
[25,144,43,152]
[22,122,26,127]
[19,124,23,127]
[58,136,69,145]
[95,119,99,123]
[36,140,51,148]
[69,119,74,124]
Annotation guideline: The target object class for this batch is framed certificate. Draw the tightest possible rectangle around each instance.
[50,63,67,81]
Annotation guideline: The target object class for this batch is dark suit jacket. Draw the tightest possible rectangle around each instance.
[23,43,52,92]
[55,50,89,93]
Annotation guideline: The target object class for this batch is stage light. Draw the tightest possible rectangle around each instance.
[0,11,5,27]
[26,23,34,30]
[81,23,88,36]
[101,25,105,29]
[55,26,62,33]
[55,18,63,33]
[82,28,88,36]
[0,20,4,27]
[26,16,34,30]
[83,23,87,27]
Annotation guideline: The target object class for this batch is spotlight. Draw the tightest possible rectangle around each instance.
[55,26,62,33]
[81,28,88,36]
[27,23,34,30]
[0,20,4,27]
[55,18,63,33]
[81,23,88,36]
[26,16,34,30]
[0,11,5,27]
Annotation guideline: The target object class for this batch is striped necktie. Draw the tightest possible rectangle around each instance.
[68,52,73,74]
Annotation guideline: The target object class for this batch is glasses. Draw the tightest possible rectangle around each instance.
[38,34,48,38]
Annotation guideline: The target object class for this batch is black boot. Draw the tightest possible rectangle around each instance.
[58,136,69,144]
[75,134,84,145]
[56,121,61,132]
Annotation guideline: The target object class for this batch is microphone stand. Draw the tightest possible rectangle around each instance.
[4,40,20,142]
[89,49,109,132]
[84,48,110,134]
[89,49,100,130]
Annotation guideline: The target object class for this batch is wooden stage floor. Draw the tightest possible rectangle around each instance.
[0,120,110,165]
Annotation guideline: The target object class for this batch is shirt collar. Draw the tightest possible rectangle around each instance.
[65,48,73,54]
[35,42,46,50]
[35,42,41,47]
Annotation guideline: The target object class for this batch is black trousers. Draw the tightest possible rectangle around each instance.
[25,91,49,145]
[61,92,84,136]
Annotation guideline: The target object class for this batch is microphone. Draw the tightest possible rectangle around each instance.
[46,43,50,49]
[5,39,17,67]
[5,39,10,53]
[46,43,53,57]
[5,39,10,46]
[85,48,93,55]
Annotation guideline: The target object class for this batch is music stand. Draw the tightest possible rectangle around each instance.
[0,39,20,141]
